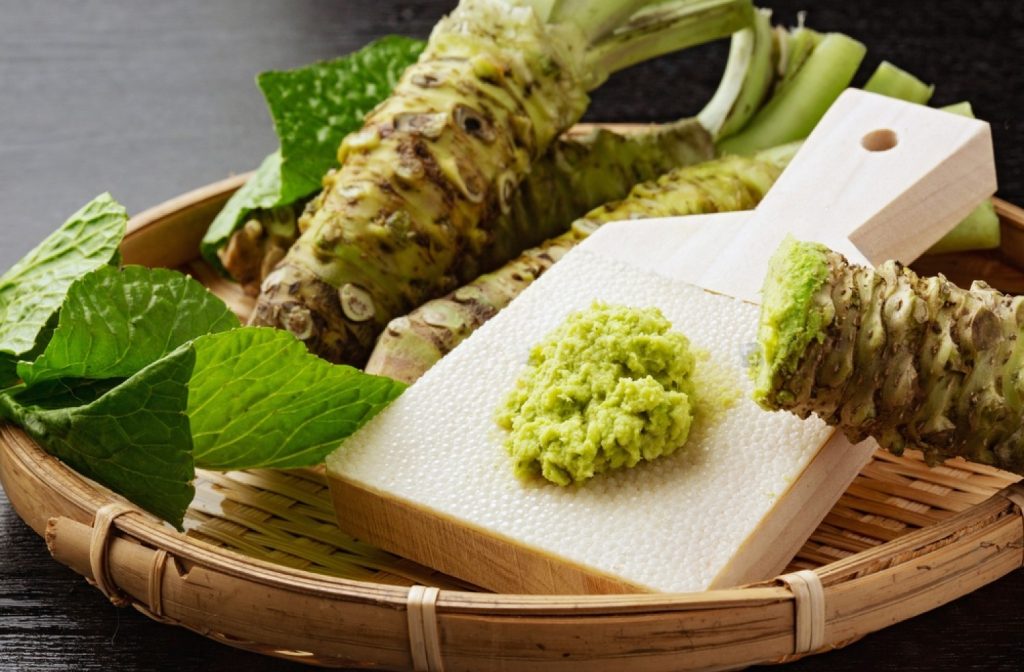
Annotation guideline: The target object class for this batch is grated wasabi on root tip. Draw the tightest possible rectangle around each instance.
[751,238,1024,474]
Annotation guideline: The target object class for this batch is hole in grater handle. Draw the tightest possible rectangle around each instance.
[861,129,898,152]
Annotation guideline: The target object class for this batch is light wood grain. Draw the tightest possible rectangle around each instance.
[699,89,996,302]
[330,475,649,595]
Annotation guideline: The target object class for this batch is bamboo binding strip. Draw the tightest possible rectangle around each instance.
[778,570,826,655]
[88,503,135,607]
[2,176,1023,671]
[147,548,171,620]
[407,586,444,672]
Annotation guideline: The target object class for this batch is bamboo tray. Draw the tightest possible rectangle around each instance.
[1,170,1023,671]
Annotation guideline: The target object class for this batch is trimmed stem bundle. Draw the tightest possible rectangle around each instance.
[250,0,750,366]
[752,239,1024,475]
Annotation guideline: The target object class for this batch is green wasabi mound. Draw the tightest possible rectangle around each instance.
[497,302,696,486]
[751,236,832,407]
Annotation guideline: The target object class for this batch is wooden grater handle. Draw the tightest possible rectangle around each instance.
[697,88,996,303]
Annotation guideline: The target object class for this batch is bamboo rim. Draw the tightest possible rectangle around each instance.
[0,162,1022,671]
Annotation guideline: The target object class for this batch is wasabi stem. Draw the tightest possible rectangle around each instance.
[717,31,866,155]
[863,61,935,105]
[366,146,793,383]
[251,0,752,366]
[698,7,776,140]
[467,118,715,281]
[548,0,659,42]
[585,0,754,77]
[776,22,821,87]
[752,240,1024,475]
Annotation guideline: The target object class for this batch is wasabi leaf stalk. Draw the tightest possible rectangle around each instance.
[752,239,1024,475]
[863,61,934,105]
[717,30,866,155]
[698,7,776,140]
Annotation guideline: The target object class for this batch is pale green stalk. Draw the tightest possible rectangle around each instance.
[941,101,974,117]
[863,61,934,104]
[549,0,658,42]
[586,0,754,78]
[698,7,776,139]
[717,32,866,155]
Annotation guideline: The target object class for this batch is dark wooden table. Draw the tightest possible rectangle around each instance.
[1,1,1022,670]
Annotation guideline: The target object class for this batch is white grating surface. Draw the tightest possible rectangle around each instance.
[329,242,833,592]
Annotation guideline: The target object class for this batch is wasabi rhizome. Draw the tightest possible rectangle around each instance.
[249,0,753,366]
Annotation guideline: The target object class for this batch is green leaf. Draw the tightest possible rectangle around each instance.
[0,324,405,524]
[260,35,425,202]
[199,36,425,272]
[9,377,123,409]
[0,194,126,360]
[18,266,239,385]
[0,347,196,528]
[0,189,406,525]
[0,355,17,390]
[188,327,406,470]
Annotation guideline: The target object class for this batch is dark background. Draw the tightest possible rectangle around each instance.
[1,1,1022,670]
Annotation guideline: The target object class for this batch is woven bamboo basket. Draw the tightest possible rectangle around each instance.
[2,154,1023,671]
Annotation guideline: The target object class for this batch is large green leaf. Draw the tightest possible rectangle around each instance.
[0,194,126,360]
[0,188,407,524]
[18,265,239,385]
[1,325,405,527]
[199,36,425,271]
[0,347,196,528]
[0,192,409,527]
[188,327,405,470]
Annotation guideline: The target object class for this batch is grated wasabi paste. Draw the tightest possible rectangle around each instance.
[497,302,696,486]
